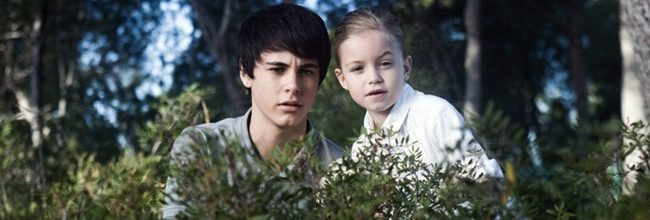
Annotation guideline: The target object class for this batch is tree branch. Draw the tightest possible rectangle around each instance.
[188,0,245,113]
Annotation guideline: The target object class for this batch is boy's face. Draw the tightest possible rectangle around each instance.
[240,51,320,128]
[335,30,411,120]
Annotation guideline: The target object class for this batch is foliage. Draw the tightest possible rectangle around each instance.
[1,85,207,219]
[2,85,650,219]
[0,0,642,219]
[167,123,501,219]
[138,84,214,156]
[46,153,164,219]
[1,141,167,219]
[311,71,365,146]
[317,128,500,219]
[169,130,323,219]
[469,105,649,219]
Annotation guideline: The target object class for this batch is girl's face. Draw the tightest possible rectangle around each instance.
[335,30,411,126]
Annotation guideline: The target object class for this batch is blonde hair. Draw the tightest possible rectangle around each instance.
[332,7,405,66]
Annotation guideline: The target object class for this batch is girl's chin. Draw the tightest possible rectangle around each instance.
[364,104,392,114]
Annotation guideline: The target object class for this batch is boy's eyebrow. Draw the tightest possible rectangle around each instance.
[265,62,289,67]
[265,61,319,69]
[300,63,319,69]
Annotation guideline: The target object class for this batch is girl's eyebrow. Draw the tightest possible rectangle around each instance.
[378,50,394,59]
[342,50,395,67]
[344,60,364,67]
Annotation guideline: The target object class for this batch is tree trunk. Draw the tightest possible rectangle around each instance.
[11,0,48,201]
[463,0,481,119]
[620,25,647,125]
[188,0,245,113]
[620,0,650,195]
[568,0,589,124]
[31,1,46,196]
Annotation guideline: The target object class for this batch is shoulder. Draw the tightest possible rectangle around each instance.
[311,131,345,167]
[194,115,244,135]
[176,117,241,144]
[324,137,345,159]
[408,89,463,123]
[170,115,246,162]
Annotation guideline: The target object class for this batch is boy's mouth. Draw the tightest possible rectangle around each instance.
[279,100,302,107]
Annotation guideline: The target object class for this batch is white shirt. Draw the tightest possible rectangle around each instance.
[352,84,503,180]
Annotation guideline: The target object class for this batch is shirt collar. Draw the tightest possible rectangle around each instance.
[363,84,415,132]
[239,108,319,158]
[238,109,256,155]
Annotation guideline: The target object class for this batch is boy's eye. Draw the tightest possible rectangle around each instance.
[269,67,285,73]
[300,69,316,75]
[380,61,393,68]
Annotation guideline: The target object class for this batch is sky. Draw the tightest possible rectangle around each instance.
[138,0,194,99]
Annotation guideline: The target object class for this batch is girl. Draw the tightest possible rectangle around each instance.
[333,7,502,180]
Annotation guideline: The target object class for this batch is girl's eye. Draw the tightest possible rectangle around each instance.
[350,66,363,72]
[380,61,393,68]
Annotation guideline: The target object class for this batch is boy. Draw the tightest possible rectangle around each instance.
[163,3,343,219]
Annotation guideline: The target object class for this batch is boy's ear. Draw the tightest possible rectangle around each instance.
[334,68,349,90]
[404,55,412,80]
[239,65,252,88]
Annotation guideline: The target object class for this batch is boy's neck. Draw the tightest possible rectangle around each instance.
[248,111,308,160]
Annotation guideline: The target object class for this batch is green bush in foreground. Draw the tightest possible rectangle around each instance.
[169,128,500,219]
[1,87,650,219]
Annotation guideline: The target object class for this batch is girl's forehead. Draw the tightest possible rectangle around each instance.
[343,30,402,52]
[343,30,394,46]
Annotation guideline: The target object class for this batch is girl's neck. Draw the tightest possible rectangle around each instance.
[368,107,393,129]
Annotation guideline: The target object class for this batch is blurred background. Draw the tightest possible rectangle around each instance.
[1,0,649,217]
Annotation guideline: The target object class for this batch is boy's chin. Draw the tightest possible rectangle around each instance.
[273,114,308,128]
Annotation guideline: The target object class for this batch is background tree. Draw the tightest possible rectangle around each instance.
[186,0,244,113]
[620,0,650,195]
[568,0,589,123]
[0,0,164,213]
[168,0,277,119]
[620,0,650,124]
[463,0,481,118]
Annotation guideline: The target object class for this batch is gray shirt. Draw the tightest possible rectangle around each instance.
[162,109,344,219]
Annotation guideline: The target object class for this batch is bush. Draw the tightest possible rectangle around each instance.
[2,87,650,219]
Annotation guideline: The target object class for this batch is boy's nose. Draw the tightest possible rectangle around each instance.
[284,72,301,93]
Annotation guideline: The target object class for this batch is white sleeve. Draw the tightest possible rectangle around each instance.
[433,106,503,180]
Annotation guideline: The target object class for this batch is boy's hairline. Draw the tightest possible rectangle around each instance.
[237,3,330,84]
[241,49,326,76]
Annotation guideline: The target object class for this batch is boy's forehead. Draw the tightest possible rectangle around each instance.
[256,50,319,65]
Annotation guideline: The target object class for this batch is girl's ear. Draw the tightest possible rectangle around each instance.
[335,68,349,90]
[404,55,413,80]
[239,65,252,88]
